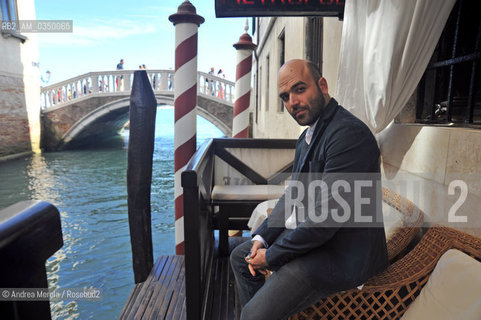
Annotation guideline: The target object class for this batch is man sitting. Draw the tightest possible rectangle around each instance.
[230,59,388,320]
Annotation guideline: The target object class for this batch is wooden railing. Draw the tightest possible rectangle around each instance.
[181,138,297,319]
[182,139,216,320]
[0,201,63,319]
[40,70,235,110]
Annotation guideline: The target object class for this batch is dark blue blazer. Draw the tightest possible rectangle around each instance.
[253,98,388,292]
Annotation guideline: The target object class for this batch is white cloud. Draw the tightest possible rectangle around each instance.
[122,5,178,21]
[38,18,157,47]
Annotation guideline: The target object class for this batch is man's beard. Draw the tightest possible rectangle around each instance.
[294,92,325,126]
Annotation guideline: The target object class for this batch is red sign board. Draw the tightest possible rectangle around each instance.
[215,0,345,18]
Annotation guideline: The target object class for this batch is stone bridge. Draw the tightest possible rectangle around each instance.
[40,69,235,150]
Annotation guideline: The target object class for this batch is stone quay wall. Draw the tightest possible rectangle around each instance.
[0,75,32,158]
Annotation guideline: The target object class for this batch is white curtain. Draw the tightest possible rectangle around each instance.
[335,0,456,134]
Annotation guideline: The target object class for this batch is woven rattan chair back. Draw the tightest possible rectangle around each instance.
[290,225,481,320]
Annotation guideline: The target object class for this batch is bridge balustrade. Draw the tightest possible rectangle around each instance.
[198,71,234,103]
[40,70,235,111]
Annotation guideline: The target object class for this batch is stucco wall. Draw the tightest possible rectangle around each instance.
[0,75,30,156]
[378,124,481,237]
[322,18,343,98]
[252,17,306,139]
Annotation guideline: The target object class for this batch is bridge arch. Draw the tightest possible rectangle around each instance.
[60,98,130,149]
[60,95,231,149]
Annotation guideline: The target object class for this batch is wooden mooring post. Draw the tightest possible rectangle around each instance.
[127,70,157,283]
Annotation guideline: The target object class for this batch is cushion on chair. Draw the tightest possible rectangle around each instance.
[401,249,481,320]
[248,199,280,233]
[211,185,286,201]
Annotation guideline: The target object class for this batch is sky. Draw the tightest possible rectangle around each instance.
[35,0,249,85]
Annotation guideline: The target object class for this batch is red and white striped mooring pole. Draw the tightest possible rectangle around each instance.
[233,21,257,138]
[169,1,204,255]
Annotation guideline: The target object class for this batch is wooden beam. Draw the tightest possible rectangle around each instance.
[215,147,267,185]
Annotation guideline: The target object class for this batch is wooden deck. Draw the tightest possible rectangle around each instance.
[119,255,186,319]
[120,249,239,320]
[203,254,238,320]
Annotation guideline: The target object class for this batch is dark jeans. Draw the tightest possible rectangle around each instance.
[230,232,329,320]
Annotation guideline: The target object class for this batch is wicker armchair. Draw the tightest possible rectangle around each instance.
[290,225,481,320]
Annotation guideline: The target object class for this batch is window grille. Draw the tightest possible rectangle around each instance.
[416,0,481,125]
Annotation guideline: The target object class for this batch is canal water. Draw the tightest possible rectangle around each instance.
[0,107,224,319]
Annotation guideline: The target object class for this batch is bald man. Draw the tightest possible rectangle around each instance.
[230,60,388,319]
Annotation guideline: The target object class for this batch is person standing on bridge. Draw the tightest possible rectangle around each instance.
[116,59,124,70]
[217,69,225,99]
[207,67,215,96]
[116,59,125,91]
